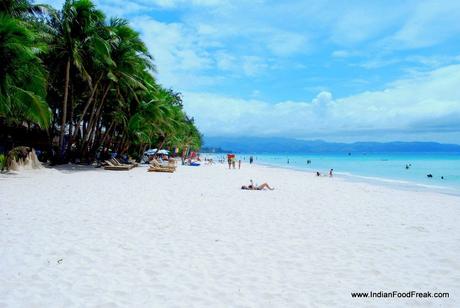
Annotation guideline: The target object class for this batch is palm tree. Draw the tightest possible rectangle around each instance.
[82,18,154,156]
[71,17,153,158]
[1,0,202,162]
[0,13,50,128]
[0,0,45,18]
[46,0,105,158]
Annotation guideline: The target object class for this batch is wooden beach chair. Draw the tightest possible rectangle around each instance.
[103,159,133,171]
[112,158,135,169]
[147,165,175,173]
[148,158,176,173]
[150,158,176,171]
[128,158,139,167]
[113,158,137,168]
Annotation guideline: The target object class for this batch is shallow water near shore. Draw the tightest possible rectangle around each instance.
[209,152,460,194]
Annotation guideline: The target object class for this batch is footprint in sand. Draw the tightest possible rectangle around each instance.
[144,269,159,278]
[408,225,428,232]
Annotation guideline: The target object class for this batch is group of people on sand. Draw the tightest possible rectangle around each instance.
[227,153,241,169]
[180,151,201,166]
[316,169,334,177]
[204,154,272,191]
[204,157,214,165]
[205,154,336,191]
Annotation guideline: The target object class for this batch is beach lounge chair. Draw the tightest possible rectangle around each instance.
[103,160,133,171]
[128,159,139,167]
[150,158,176,171]
[148,158,176,173]
[148,165,175,173]
[113,158,137,168]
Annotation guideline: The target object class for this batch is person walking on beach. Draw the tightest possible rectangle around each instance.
[329,169,334,177]
[238,160,241,169]
[227,154,232,169]
[232,157,236,169]
[249,156,253,164]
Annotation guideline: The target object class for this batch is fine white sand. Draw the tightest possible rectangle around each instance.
[1,162,459,307]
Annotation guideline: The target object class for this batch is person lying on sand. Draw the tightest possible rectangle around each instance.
[241,180,274,190]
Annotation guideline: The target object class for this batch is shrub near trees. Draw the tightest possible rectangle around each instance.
[0,0,202,163]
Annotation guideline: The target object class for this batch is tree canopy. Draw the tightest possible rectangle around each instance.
[0,0,202,162]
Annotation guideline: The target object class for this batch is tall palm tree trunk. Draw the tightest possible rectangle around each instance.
[80,84,110,158]
[66,89,74,154]
[97,121,115,150]
[84,84,109,144]
[155,135,167,154]
[72,73,103,142]
[58,58,71,159]
[116,133,128,153]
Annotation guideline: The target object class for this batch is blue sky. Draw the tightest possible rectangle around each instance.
[40,0,460,143]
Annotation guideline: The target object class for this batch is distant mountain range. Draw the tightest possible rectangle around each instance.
[203,136,460,153]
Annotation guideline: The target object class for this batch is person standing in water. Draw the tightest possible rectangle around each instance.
[238,160,241,169]
[329,169,334,177]
[249,156,253,164]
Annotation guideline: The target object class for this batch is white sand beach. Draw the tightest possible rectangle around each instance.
[1,162,459,307]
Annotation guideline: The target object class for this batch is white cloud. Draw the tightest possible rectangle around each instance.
[388,1,460,49]
[241,56,269,77]
[330,4,405,45]
[97,0,149,16]
[147,0,228,9]
[215,52,236,71]
[406,55,460,68]
[130,16,217,88]
[130,14,282,88]
[251,90,261,98]
[265,30,308,56]
[35,0,65,9]
[37,0,149,16]
[184,64,460,139]
[332,50,351,58]
[35,0,460,144]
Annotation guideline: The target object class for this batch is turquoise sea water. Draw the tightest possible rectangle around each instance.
[208,152,460,194]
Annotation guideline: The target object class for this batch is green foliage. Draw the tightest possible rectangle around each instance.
[0,0,39,18]
[0,153,6,171]
[0,13,51,127]
[0,0,202,161]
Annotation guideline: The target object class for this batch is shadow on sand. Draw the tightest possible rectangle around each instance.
[48,163,104,174]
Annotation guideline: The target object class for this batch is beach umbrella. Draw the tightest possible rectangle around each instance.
[145,149,157,155]
[144,149,169,155]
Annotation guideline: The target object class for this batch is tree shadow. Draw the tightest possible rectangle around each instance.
[49,164,104,174]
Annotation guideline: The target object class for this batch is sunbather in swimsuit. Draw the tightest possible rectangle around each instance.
[241,181,274,190]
